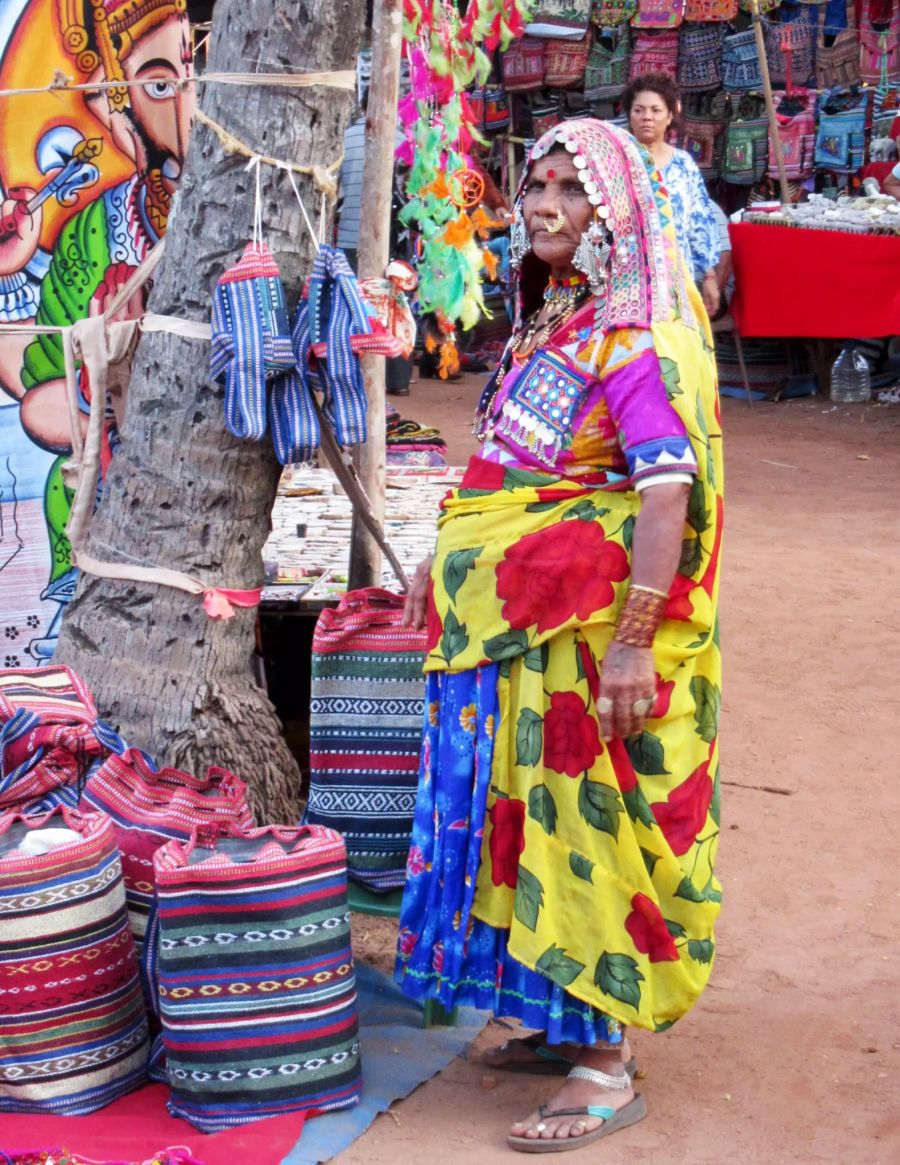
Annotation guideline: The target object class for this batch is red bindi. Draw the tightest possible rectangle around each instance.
[545,168,555,178]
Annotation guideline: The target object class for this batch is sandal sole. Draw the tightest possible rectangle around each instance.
[507,1093,647,1154]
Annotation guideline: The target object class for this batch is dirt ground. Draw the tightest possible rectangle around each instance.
[345,375,900,1165]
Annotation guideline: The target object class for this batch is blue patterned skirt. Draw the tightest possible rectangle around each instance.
[394,666,622,1047]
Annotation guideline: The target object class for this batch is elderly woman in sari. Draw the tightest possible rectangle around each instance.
[397,119,723,1153]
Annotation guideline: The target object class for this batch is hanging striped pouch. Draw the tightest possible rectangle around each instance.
[154,823,361,1131]
[0,808,148,1115]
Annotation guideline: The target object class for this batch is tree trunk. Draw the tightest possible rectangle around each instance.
[55,0,365,823]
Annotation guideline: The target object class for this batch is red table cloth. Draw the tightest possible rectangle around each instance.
[729,222,900,338]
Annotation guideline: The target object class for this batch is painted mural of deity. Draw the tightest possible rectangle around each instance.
[0,0,194,662]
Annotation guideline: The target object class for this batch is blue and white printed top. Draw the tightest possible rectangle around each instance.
[661,149,721,281]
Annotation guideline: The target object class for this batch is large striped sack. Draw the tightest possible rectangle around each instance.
[304,588,426,892]
[0,808,148,1115]
[153,824,361,1132]
[81,749,255,1082]
[0,666,117,815]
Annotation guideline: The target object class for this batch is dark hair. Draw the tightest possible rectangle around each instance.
[621,73,681,120]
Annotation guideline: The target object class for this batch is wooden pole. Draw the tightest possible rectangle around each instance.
[748,0,790,205]
[349,0,403,589]
[507,136,517,204]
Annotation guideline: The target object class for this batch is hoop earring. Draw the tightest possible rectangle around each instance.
[509,205,531,270]
[572,221,611,296]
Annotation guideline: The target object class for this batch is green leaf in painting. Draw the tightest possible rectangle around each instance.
[483,628,529,661]
[622,514,636,552]
[515,707,543,767]
[704,882,723,904]
[499,657,513,679]
[528,784,557,836]
[654,1018,677,1032]
[686,631,710,649]
[659,356,682,399]
[594,951,644,1009]
[524,500,560,513]
[674,875,705,903]
[622,784,656,829]
[679,536,702,577]
[536,944,585,987]
[625,732,670,777]
[569,852,595,883]
[577,778,623,840]
[566,498,611,523]
[640,847,659,877]
[687,478,710,535]
[440,609,469,663]
[504,467,555,489]
[523,641,550,673]
[690,675,721,743]
[514,866,544,931]
[710,767,721,826]
[687,938,715,964]
[443,547,483,601]
[664,919,686,938]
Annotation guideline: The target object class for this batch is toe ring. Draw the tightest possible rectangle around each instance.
[535,1122,546,1133]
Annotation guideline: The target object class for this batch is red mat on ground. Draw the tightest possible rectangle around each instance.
[0,1084,306,1165]
[730,222,900,338]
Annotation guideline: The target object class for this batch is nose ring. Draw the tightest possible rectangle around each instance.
[544,209,566,234]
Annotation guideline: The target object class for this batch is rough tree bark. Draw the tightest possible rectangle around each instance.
[55,0,365,822]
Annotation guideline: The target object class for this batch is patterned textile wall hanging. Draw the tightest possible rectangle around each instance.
[859,0,900,85]
[768,90,817,178]
[765,13,817,89]
[154,824,361,1131]
[503,36,548,90]
[723,28,763,91]
[305,589,426,892]
[684,0,738,19]
[723,117,770,183]
[814,85,871,173]
[816,28,861,90]
[629,28,681,78]
[584,27,632,98]
[678,23,728,90]
[592,0,639,25]
[545,32,593,86]
[0,809,148,1115]
[632,0,687,27]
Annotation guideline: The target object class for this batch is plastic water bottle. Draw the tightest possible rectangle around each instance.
[830,346,871,404]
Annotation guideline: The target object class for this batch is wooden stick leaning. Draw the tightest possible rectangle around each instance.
[748,0,790,205]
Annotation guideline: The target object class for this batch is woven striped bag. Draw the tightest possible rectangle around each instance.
[154,824,361,1132]
[305,588,426,892]
[677,23,727,91]
[0,808,148,1115]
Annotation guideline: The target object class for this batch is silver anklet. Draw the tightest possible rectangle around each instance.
[568,1065,630,1090]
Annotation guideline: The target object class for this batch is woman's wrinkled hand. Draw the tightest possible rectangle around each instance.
[701,275,721,319]
[596,640,657,741]
[402,555,433,629]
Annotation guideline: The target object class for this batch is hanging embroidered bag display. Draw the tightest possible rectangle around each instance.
[468,84,512,131]
[632,0,686,28]
[502,36,547,90]
[768,90,816,179]
[684,0,737,19]
[722,117,770,183]
[154,823,361,1132]
[765,14,816,89]
[680,116,726,177]
[544,32,593,86]
[584,28,631,98]
[591,0,638,26]
[723,28,763,91]
[678,23,727,91]
[859,1,900,86]
[814,87,871,174]
[0,808,148,1115]
[530,97,562,137]
[305,588,427,892]
[816,28,861,89]
[629,28,680,79]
